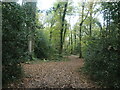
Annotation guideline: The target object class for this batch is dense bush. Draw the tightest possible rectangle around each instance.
[2,3,28,85]
[2,2,54,86]
[82,2,120,88]
[34,29,53,59]
[83,36,120,87]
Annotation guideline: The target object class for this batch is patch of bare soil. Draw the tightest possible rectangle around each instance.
[10,55,98,88]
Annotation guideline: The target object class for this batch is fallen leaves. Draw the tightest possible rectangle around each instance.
[11,55,98,88]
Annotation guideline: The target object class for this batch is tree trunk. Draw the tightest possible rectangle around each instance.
[74,29,77,53]
[25,2,36,60]
[79,25,82,58]
[50,31,52,41]
[70,31,73,54]
[79,3,84,58]
[59,2,68,55]
[79,2,89,58]
[89,2,93,37]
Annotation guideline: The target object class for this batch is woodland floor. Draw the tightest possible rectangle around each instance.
[9,55,98,88]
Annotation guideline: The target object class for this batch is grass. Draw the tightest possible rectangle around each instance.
[24,56,70,64]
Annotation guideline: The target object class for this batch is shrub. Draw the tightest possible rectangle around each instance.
[2,3,28,86]
[83,35,120,88]
[34,29,53,59]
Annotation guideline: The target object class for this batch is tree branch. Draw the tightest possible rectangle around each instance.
[80,10,89,26]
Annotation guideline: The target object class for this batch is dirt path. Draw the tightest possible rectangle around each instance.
[11,55,97,88]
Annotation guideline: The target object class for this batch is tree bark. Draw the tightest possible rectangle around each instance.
[74,29,77,51]
[59,2,68,55]
[70,31,73,54]
[79,2,89,58]
[89,2,93,37]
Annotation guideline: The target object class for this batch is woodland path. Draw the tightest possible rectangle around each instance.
[11,55,98,88]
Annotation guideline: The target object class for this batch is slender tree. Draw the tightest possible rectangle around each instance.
[79,2,89,58]
[59,1,68,55]
[89,2,93,36]
[23,2,36,60]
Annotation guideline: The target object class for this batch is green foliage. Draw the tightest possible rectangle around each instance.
[82,2,120,87]
[2,2,28,85]
[2,1,120,88]
[34,29,53,59]
[2,2,38,86]
[83,35,120,87]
